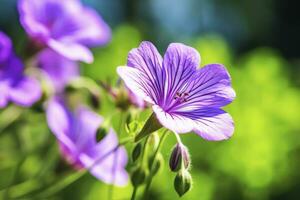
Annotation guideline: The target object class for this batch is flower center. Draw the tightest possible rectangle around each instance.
[174,91,189,103]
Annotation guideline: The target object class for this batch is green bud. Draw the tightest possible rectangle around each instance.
[147,132,160,152]
[174,170,192,197]
[132,143,142,162]
[151,153,164,176]
[125,120,139,136]
[169,143,190,172]
[131,167,147,187]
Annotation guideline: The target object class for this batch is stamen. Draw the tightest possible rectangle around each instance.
[173,92,189,102]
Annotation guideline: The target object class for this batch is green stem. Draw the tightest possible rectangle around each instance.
[143,130,168,199]
[130,186,138,200]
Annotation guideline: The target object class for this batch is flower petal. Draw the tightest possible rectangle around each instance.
[0,31,12,63]
[74,106,103,150]
[171,64,236,112]
[37,49,79,92]
[178,108,234,141]
[59,7,111,46]
[46,98,76,152]
[127,41,164,104]
[48,39,93,63]
[9,77,41,107]
[162,43,200,108]
[117,66,156,104]
[80,130,129,186]
[153,105,194,133]
[153,105,234,141]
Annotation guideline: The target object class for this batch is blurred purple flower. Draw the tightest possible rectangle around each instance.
[46,98,129,186]
[117,41,236,141]
[0,31,41,108]
[128,89,146,109]
[37,49,79,92]
[18,0,111,63]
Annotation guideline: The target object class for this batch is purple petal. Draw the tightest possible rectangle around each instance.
[37,49,79,92]
[80,129,129,186]
[18,0,111,62]
[161,43,200,108]
[58,7,111,46]
[178,108,234,141]
[73,106,103,151]
[46,98,76,152]
[117,66,156,104]
[153,105,234,141]
[153,105,194,133]
[0,31,12,63]
[170,64,236,112]
[18,0,52,42]
[48,39,93,63]
[9,77,41,107]
[127,41,164,104]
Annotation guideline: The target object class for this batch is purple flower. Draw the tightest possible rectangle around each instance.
[18,0,111,63]
[117,42,236,141]
[37,49,79,92]
[0,31,41,108]
[46,98,129,186]
[128,89,147,109]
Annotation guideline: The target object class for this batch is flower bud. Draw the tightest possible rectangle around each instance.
[151,153,164,176]
[132,143,142,162]
[147,132,160,152]
[169,143,190,172]
[131,167,147,187]
[174,170,192,197]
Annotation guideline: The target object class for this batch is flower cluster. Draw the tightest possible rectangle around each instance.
[1,0,129,187]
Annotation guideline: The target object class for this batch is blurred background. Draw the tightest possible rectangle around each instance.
[1,0,300,199]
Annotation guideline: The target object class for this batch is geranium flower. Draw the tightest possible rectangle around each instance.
[18,0,111,63]
[37,49,79,92]
[117,42,236,141]
[0,31,41,108]
[46,98,129,186]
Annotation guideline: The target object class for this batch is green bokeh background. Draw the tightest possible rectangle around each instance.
[1,0,300,200]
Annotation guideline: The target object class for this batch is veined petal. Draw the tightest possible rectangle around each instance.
[162,43,200,108]
[117,66,156,104]
[177,108,234,141]
[48,39,93,63]
[171,64,236,112]
[153,105,194,133]
[127,41,164,104]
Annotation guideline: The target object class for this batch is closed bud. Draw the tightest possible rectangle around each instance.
[151,153,164,176]
[174,170,192,197]
[132,143,142,162]
[147,132,160,152]
[131,167,147,187]
[169,143,190,172]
